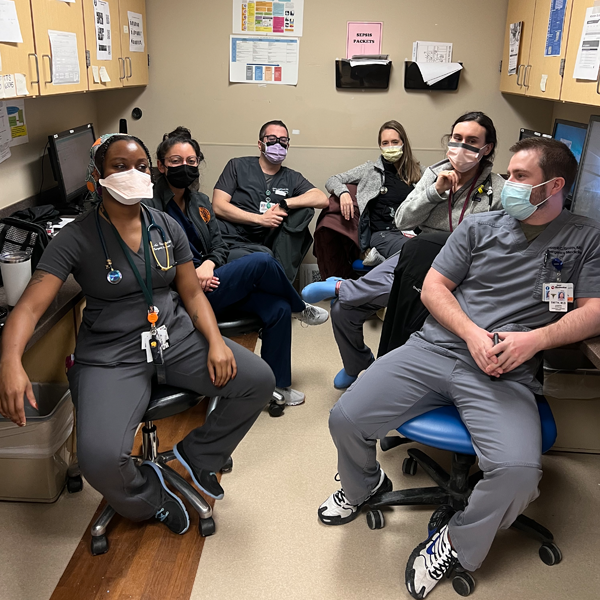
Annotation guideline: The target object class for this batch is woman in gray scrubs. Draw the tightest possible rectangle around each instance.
[0,134,274,535]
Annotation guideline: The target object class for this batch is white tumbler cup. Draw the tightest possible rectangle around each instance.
[0,251,32,307]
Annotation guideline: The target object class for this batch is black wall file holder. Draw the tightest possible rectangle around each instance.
[335,59,392,90]
[404,61,462,91]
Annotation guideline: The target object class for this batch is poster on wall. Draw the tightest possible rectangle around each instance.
[48,30,80,85]
[545,0,568,57]
[94,0,112,61]
[230,35,299,85]
[573,7,600,80]
[508,21,522,75]
[0,0,23,44]
[233,0,303,37]
[346,22,382,59]
[2,98,28,146]
[128,11,144,52]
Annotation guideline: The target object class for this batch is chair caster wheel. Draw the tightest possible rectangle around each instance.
[91,535,109,556]
[402,456,418,476]
[199,517,216,537]
[539,542,562,565]
[452,571,475,596]
[268,400,285,417]
[366,509,385,530]
[66,475,83,493]
[221,456,233,474]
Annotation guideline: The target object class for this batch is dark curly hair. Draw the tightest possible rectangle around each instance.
[156,126,204,165]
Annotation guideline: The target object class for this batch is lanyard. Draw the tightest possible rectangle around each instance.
[447,170,481,233]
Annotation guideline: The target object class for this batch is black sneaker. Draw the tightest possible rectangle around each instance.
[173,442,224,500]
[141,461,190,535]
[318,469,393,525]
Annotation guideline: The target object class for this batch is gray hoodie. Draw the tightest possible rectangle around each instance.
[395,159,505,234]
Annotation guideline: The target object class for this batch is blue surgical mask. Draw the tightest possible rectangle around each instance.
[501,178,556,220]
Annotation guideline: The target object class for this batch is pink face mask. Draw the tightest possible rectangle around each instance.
[446,141,488,173]
[99,169,154,205]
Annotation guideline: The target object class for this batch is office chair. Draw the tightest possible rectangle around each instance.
[80,313,263,556]
[365,397,561,596]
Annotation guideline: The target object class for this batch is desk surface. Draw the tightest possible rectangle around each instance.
[581,337,600,370]
[0,275,83,352]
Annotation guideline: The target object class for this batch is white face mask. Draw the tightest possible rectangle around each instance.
[99,169,153,205]
[446,141,488,173]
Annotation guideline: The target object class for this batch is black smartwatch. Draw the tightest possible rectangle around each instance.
[278,198,290,213]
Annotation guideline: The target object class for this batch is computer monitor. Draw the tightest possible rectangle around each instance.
[48,123,96,204]
[571,115,600,222]
[552,119,587,164]
[519,128,551,141]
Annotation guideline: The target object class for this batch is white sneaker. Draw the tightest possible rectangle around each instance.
[318,469,392,525]
[293,303,329,326]
[362,247,385,267]
[275,387,305,406]
[406,524,458,599]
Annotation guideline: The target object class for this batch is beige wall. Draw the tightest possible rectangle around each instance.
[96,0,555,199]
[0,94,97,209]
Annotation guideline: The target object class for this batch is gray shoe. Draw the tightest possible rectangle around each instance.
[293,303,329,326]
[362,247,385,267]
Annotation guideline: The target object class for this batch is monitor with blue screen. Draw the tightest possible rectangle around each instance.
[552,119,587,165]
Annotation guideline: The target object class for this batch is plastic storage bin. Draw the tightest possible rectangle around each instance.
[0,383,74,502]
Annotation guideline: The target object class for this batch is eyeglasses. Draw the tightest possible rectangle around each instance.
[164,155,200,167]
[262,135,290,148]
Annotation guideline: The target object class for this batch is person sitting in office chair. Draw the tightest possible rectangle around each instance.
[212,119,328,282]
[303,112,505,389]
[0,133,275,535]
[146,126,328,410]
[318,137,600,599]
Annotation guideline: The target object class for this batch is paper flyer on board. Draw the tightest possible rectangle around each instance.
[230,35,299,85]
[508,21,522,75]
[48,30,80,85]
[0,0,23,44]
[346,22,382,59]
[94,0,112,61]
[233,0,303,37]
[4,98,27,146]
[573,8,600,80]
[128,11,144,52]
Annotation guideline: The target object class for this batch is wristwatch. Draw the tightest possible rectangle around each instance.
[278,198,290,213]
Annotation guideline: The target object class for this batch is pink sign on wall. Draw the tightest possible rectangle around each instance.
[346,22,383,59]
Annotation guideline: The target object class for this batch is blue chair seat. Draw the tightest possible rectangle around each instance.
[397,399,557,456]
[352,259,372,273]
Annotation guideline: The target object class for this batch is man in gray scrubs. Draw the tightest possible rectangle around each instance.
[318,137,600,599]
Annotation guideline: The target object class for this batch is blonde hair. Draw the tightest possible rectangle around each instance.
[378,120,421,185]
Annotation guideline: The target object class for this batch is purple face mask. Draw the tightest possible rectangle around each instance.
[262,142,287,165]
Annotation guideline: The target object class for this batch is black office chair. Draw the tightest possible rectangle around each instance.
[364,396,561,596]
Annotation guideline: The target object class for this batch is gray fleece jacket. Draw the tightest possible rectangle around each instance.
[395,159,505,234]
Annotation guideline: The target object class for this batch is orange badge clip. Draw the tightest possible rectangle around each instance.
[147,311,158,324]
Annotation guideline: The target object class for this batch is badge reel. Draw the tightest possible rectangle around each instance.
[542,257,574,313]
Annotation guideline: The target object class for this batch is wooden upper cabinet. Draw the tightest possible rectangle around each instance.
[29,0,88,95]
[119,0,148,87]
[500,0,537,95]
[526,0,574,100]
[561,0,600,105]
[82,0,124,90]
[0,0,40,97]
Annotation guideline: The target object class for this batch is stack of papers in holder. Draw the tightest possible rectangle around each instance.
[348,54,390,67]
[415,62,462,86]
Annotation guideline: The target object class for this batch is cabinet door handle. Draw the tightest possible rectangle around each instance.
[118,57,125,80]
[525,64,532,88]
[516,64,524,86]
[126,57,132,79]
[42,54,53,83]
[29,53,40,85]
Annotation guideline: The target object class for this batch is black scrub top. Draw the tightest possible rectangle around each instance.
[369,160,414,233]
[214,156,315,242]
[36,206,195,366]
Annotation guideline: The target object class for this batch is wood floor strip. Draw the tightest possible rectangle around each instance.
[50,332,258,600]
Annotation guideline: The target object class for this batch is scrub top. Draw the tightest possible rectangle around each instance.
[37,206,195,366]
[214,156,315,242]
[415,209,600,391]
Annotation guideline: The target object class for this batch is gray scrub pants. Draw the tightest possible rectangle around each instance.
[329,339,542,572]
[331,254,398,376]
[68,330,274,522]
[370,229,409,259]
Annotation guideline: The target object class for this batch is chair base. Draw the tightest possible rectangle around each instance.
[366,441,561,596]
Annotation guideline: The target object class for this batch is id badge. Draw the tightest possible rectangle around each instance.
[259,201,273,214]
[544,282,574,313]
[141,325,170,363]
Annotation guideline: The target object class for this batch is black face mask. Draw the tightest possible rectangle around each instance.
[165,164,199,189]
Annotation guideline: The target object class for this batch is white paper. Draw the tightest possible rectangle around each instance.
[128,11,144,52]
[48,30,80,85]
[573,8,600,80]
[0,48,2,71]
[233,0,304,37]
[508,21,522,75]
[416,62,462,86]
[99,66,110,82]
[230,35,299,85]
[94,0,112,61]
[0,100,10,145]
[0,0,23,44]
[92,65,100,83]
[14,72,28,96]
[0,141,10,164]
[412,41,452,63]
[5,98,27,146]
[540,73,548,92]
[57,0,76,3]
[2,73,15,97]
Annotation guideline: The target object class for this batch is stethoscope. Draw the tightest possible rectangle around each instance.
[95,202,173,285]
